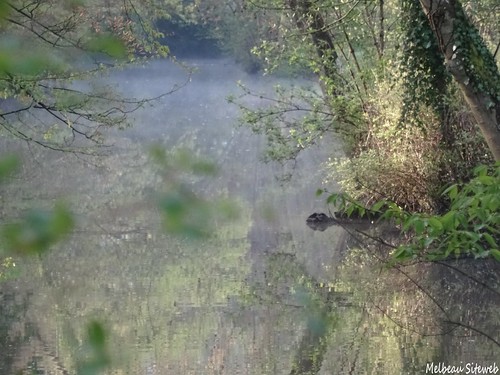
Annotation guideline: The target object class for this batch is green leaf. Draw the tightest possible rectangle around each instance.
[2,204,74,255]
[0,39,65,76]
[159,189,211,239]
[477,175,494,185]
[77,321,110,375]
[160,193,187,217]
[442,184,458,200]
[414,218,426,235]
[386,164,499,263]
[51,204,74,235]
[490,249,500,261]
[387,202,400,211]
[358,206,366,218]
[487,196,498,212]
[345,204,355,218]
[440,211,456,230]
[402,215,416,232]
[428,217,443,232]
[464,231,480,242]
[393,246,413,260]
[0,0,10,20]
[326,193,338,205]
[86,34,126,58]
[88,321,106,349]
[455,212,468,228]
[371,199,387,213]
[482,233,498,249]
[473,164,488,176]
[423,236,435,247]
[0,155,19,181]
[315,188,324,197]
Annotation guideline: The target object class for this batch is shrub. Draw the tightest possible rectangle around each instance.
[436,87,493,186]
[326,78,493,213]
[326,79,444,212]
[392,163,500,261]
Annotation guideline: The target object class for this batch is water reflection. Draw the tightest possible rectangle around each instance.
[0,59,498,374]
[326,228,500,374]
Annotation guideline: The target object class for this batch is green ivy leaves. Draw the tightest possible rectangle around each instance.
[0,154,19,182]
[399,0,450,125]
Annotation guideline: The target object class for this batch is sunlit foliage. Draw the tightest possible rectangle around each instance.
[233,0,498,212]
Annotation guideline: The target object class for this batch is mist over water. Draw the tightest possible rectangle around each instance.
[121,59,252,148]
[1,58,498,374]
[110,58,315,148]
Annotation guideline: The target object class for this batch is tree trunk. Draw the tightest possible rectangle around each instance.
[419,0,500,161]
[287,0,339,94]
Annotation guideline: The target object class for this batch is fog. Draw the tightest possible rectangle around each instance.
[1,57,498,375]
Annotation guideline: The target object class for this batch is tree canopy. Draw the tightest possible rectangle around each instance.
[208,0,498,211]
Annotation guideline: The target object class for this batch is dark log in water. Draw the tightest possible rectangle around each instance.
[306,211,382,231]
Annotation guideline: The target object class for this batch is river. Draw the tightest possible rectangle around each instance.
[0,58,498,374]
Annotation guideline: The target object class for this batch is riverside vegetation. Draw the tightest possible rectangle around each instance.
[0,0,498,373]
[1,0,498,292]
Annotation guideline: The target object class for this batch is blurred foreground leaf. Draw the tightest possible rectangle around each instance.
[77,321,111,375]
[2,204,74,255]
[160,188,208,238]
[150,145,218,176]
[159,187,238,239]
[86,34,127,59]
[0,155,19,181]
[0,0,10,21]
[151,146,238,238]
[0,37,66,77]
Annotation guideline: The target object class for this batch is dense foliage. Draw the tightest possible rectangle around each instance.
[394,163,500,261]
[321,162,499,262]
[215,0,498,212]
[399,0,450,123]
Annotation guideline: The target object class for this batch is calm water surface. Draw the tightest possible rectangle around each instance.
[0,59,499,374]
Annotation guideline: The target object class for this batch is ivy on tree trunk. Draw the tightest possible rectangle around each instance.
[419,0,500,161]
